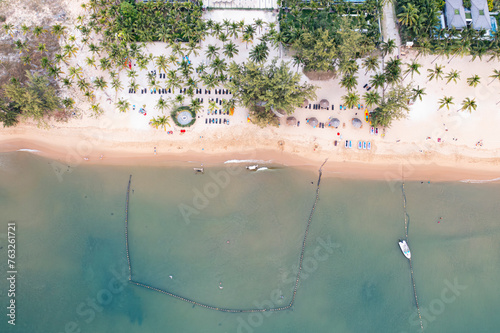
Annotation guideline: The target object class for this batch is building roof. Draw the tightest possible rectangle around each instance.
[471,0,492,30]
[445,0,467,29]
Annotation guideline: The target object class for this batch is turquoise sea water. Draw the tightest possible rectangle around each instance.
[0,152,499,333]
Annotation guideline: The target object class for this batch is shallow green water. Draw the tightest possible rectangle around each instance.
[0,152,499,333]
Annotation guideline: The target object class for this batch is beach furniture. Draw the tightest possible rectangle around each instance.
[363,141,367,150]
[345,140,349,148]
[375,128,379,135]
[367,142,371,150]
[370,127,374,135]
[349,140,352,148]
[358,141,362,149]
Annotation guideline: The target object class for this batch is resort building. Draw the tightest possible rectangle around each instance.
[470,0,492,30]
[445,0,467,29]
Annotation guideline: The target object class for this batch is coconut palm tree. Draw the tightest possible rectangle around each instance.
[76,78,90,92]
[254,18,265,34]
[445,69,461,84]
[2,23,14,37]
[37,42,47,54]
[397,3,419,28]
[68,66,83,79]
[155,55,169,73]
[427,64,445,82]
[461,97,477,112]
[40,56,51,70]
[32,25,45,37]
[242,32,253,49]
[51,24,67,39]
[363,91,381,108]
[85,56,96,69]
[155,97,169,113]
[488,69,500,85]
[62,77,73,88]
[438,96,454,110]
[189,98,203,114]
[151,115,171,130]
[362,55,379,75]
[94,76,108,91]
[466,75,480,87]
[340,74,358,92]
[249,42,269,63]
[223,41,239,59]
[186,40,200,57]
[90,103,103,115]
[63,44,79,59]
[370,73,385,91]
[412,86,426,102]
[210,57,227,76]
[205,44,219,60]
[21,24,30,35]
[380,39,396,58]
[342,92,361,109]
[115,98,130,113]
[218,32,229,44]
[20,55,31,66]
[403,60,422,80]
[111,78,122,94]
[99,58,111,71]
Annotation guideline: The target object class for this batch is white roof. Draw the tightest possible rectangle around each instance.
[445,0,467,29]
[471,0,492,30]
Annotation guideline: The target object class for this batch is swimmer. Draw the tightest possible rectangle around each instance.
[219,282,223,290]
[226,240,230,244]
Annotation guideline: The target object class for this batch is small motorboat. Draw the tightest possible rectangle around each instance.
[399,240,411,260]
[246,165,258,171]
[194,168,204,174]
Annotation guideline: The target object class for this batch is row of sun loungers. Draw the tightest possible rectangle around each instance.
[205,118,230,125]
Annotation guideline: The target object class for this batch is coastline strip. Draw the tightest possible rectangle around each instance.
[124,159,328,312]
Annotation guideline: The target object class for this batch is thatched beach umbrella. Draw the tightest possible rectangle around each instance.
[286,116,297,126]
[329,118,340,128]
[303,99,309,107]
[320,99,330,109]
[308,117,319,127]
[352,118,362,129]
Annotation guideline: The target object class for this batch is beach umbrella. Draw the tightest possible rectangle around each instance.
[308,117,319,127]
[352,118,362,128]
[286,116,297,126]
[303,99,309,107]
[329,118,340,128]
[320,99,330,109]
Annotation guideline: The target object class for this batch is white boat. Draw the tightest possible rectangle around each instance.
[246,165,258,171]
[399,240,411,259]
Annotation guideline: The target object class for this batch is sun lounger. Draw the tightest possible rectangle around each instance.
[358,141,362,149]
[367,142,371,150]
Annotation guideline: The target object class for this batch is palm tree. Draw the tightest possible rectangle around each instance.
[189,98,203,114]
[32,25,45,37]
[445,69,461,84]
[370,73,385,91]
[21,24,30,35]
[362,55,379,75]
[85,56,96,69]
[94,76,108,91]
[88,43,100,56]
[150,115,171,130]
[62,77,73,88]
[427,64,445,82]
[254,18,265,34]
[403,60,422,80]
[438,96,454,110]
[48,66,63,79]
[363,91,381,108]
[242,32,253,49]
[40,56,51,70]
[412,86,426,102]
[37,43,47,54]
[2,23,14,37]
[210,57,227,76]
[111,78,122,95]
[340,74,358,91]
[223,41,239,59]
[205,44,219,60]
[155,97,169,113]
[90,103,103,115]
[21,55,31,66]
[488,69,500,85]
[129,80,139,93]
[155,55,169,73]
[99,58,111,71]
[461,97,477,113]
[68,66,83,79]
[51,24,67,39]
[397,3,419,28]
[115,98,130,113]
[466,75,480,87]
[249,42,269,63]
[77,78,90,92]
[342,92,361,109]
[380,39,396,58]
[63,44,79,59]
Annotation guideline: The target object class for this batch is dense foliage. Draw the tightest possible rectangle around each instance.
[279,0,381,73]
[1,72,64,125]
[171,105,196,127]
[370,84,414,128]
[103,0,204,43]
[396,0,500,60]
[226,59,317,125]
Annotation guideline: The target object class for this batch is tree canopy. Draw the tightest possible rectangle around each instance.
[225,59,317,125]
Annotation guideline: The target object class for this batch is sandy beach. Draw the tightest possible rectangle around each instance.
[1,3,500,183]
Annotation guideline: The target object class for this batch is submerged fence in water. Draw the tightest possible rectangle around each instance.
[123,160,328,313]
[402,182,424,331]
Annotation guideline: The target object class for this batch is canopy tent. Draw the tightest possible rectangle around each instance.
[286,116,297,126]
[329,118,340,128]
[307,117,319,127]
[352,118,362,128]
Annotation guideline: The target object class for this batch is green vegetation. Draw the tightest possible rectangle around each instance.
[279,0,380,75]
[107,1,204,43]
[397,0,500,60]
[171,105,196,127]
[225,59,317,126]
[370,84,414,128]
[1,72,65,126]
